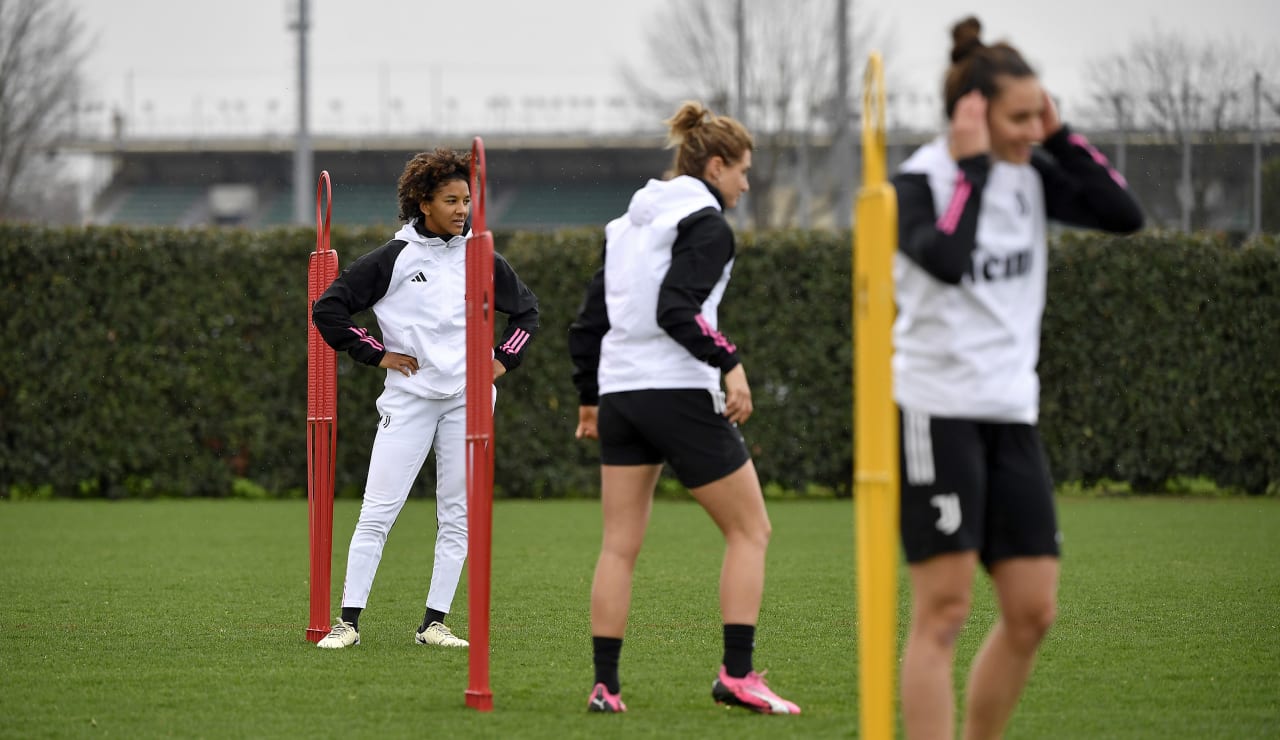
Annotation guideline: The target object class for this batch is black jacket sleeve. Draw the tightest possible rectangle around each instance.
[568,243,608,405]
[1034,125,1144,233]
[655,207,741,371]
[892,155,990,285]
[492,251,540,372]
[311,240,401,366]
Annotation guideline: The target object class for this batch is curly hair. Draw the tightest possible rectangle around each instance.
[396,148,471,222]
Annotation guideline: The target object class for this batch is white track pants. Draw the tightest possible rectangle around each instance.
[340,385,486,614]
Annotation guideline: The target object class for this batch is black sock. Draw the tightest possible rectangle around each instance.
[340,606,362,632]
[592,636,623,694]
[723,624,755,678]
[419,608,447,633]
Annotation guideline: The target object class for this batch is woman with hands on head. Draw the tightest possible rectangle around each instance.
[568,101,799,716]
[891,16,1142,740]
[310,147,539,652]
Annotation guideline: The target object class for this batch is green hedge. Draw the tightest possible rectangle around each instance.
[0,224,1275,498]
[1039,230,1280,493]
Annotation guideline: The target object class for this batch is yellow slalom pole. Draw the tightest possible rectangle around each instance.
[853,51,899,740]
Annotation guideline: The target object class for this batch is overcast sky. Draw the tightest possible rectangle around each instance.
[67,0,1277,136]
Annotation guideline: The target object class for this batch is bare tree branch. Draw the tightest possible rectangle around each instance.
[0,0,89,220]
[621,0,890,228]
[1083,27,1266,135]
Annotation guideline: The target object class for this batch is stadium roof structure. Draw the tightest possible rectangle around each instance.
[75,132,677,229]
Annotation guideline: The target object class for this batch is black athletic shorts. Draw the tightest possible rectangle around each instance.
[598,389,750,489]
[898,407,1061,568]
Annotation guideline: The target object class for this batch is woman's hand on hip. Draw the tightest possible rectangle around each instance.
[723,365,753,425]
[380,351,419,377]
[576,405,599,440]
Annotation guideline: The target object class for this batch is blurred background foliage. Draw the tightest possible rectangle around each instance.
[0,225,1275,498]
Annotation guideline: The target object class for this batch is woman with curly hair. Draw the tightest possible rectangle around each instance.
[892,17,1142,739]
[311,148,539,650]
[569,102,799,715]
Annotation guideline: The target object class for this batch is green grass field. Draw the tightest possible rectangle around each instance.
[2,498,1277,739]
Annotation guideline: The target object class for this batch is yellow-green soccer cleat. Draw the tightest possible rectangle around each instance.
[414,621,469,648]
[316,621,360,649]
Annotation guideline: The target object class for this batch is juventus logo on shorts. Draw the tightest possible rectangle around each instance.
[380,414,391,429]
[930,493,961,535]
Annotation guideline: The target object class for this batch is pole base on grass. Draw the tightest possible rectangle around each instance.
[465,689,493,711]
[306,627,327,644]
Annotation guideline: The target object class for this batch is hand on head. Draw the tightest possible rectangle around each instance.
[948,90,990,161]
[1040,89,1062,139]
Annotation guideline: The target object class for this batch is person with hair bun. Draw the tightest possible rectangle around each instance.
[569,101,799,715]
[891,16,1142,739]
[310,147,540,651]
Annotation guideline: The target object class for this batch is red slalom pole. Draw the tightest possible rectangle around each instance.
[465,138,496,711]
[306,171,339,644]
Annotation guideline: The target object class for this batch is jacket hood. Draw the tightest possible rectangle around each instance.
[898,136,954,176]
[626,175,721,227]
[396,218,469,248]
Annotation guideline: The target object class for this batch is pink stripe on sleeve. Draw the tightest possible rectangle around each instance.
[936,174,972,235]
[348,326,384,351]
[695,314,737,354]
[1068,132,1128,188]
[498,328,530,355]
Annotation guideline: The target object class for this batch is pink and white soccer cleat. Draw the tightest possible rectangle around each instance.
[587,682,627,713]
[711,666,801,714]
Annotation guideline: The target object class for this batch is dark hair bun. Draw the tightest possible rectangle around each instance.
[950,16,983,63]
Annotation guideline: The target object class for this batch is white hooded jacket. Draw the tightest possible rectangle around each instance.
[313,219,539,400]
[597,175,733,395]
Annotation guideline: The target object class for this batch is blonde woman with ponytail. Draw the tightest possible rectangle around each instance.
[568,101,799,715]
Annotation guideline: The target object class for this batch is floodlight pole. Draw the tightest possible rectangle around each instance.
[1253,71,1262,237]
[291,0,313,226]
[832,0,854,232]
[733,0,750,229]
